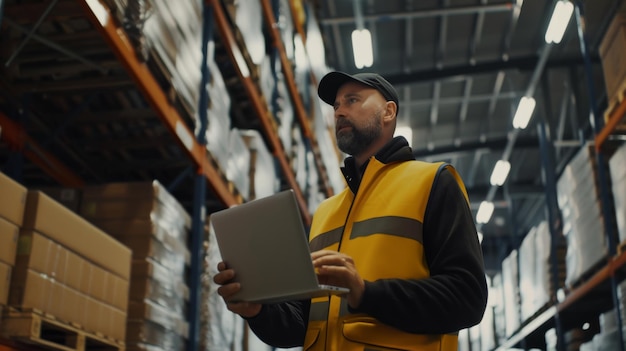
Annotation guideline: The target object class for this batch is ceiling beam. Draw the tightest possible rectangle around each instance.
[385,54,599,85]
[319,3,513,25]
[412,135,543,158]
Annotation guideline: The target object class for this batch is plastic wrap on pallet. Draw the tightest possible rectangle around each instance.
[226,129,251,201]
[123,0,151,61]
[238,129,280,200]
[234,0,265,65]
[311,82,346,194]
[557,143,617,288]
[501,249,521,337]
[610,144,626,243]
[201,225,246,351]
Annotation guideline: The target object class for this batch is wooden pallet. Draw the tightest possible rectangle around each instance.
[1,310,124,351]
[603,79,626,132]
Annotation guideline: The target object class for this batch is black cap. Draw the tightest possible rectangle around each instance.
[317,71,399,114]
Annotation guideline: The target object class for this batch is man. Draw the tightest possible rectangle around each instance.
[214,71,488,350]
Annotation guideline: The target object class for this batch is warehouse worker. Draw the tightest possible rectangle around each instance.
[214,71,488,350]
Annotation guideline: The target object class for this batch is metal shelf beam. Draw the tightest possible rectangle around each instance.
[207,0,311,224]
[78,0,239,207]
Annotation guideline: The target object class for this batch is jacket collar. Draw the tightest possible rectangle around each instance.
[341,136,415,193]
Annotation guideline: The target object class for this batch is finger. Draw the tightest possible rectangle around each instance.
[311,249,338,260]
[217,282,241,298]
[217,261,227,271]
[213,269,234,284]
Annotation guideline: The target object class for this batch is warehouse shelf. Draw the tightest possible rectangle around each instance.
[207,0,313,224]
[260,0,333,198]
[0,111,84,188]
[495,249,626,350]
[77,0,240,207]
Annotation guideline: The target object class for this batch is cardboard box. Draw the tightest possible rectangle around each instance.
[81,181,191,228]
[22,191,132,280]
[90,219,190,264]
[131,258,189,300]
[9,269,126,341]
[0,216,19,266]
[0,172,27,226]
[600,11,626,105]
[0,261,11,305]
[35,186,82,213]
[14,231,129,311]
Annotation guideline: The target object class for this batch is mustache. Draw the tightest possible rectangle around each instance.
[335,118,353,132]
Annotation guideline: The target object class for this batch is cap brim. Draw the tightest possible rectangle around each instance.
[317,72,371,106]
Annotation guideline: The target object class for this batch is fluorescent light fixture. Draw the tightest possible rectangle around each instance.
[477,231,484,244]
[512,96,536,129]
[545,0,574,44]
[351,29,373,69]
[476,201,495,224]
[394,126,413,146]
[490,160,511,186]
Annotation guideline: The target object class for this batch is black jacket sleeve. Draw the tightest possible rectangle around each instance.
[348,168,489,334]
[245,299,310,347]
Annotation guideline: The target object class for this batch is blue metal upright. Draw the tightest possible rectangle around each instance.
[537,120,565,351]
[187,2,214,350]
[574,2,625,351]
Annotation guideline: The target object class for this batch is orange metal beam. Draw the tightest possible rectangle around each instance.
[208,0,311,224]
[595,98,626,151]
[78,0,239,207]
[0,112,84,188]
[260,0,333,198]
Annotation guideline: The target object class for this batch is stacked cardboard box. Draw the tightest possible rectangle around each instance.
[0,172,27,325]
[599,9,626,115]
[8,190,131,343]
[80,181,191,351]
[557,143,617,288]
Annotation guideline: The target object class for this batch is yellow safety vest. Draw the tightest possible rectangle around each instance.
[305,158,467,351]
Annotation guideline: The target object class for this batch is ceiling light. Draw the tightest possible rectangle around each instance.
[351,29,373,69]
[490,160,511,186]
[545,0,574,44]
[476,201,495,224]
[477,231,484,244]
[512,96,536,129]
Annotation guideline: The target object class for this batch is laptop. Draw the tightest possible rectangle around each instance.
[210,189,349,304]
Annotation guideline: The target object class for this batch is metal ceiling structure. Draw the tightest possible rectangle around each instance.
[0,0,621,276]
[313,0,618,273]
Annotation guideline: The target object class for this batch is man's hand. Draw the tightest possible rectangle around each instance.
[213,261,262,318]
[311,250,365,309]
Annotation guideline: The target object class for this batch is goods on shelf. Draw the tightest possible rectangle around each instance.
[239,129,280,200]
[556,143,617,288]
[599,9,626,122]
[609,143,626,244]
[518,221,566,321]
[501,249,522,337]
[6,189,131,345]
[226,128,251,201]
[0,172,27,228]
[578,309,625,350]
[201,222,245,351]
[79,180,191,351]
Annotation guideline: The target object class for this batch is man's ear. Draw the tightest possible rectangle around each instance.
[383,101,397,122]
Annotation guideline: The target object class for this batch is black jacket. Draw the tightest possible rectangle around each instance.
[245,137,488,347]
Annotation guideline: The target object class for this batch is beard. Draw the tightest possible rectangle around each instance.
[336,110,383,156]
